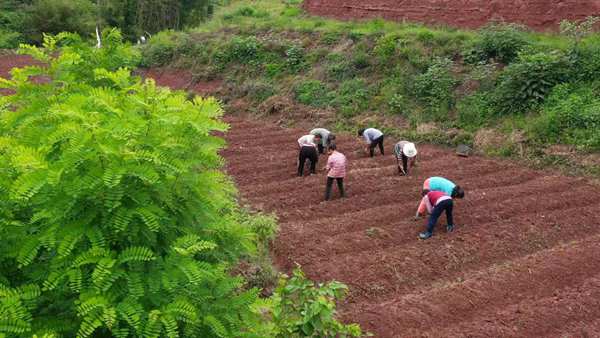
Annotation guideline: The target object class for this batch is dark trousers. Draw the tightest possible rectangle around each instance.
[397,153,408,174]
[427,199,453,233]
[298,146,318,176]
[369,135,384,157]
[325,177,345,200]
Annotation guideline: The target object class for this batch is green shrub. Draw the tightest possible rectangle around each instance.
[413,57,457,115]
[463,24,529,64]
[242,79,276,102]
[215,36,264,66]
[140,30,188,67]
[230,5,270,18]
[531,83,600,150]
[265,62,285,78]
[0,29,24,49]
[294,79,328,106]
[352,51,371,70]
[570,40,600,82]
[457,92,495,130]
[25,0,97,43]
[0,32,266,337]
[285,45,305,72]
[321,31,342,45]
[271,268,363,337]
[325,53,354,81]
[332,78,371,117]
[494,51,572,115]
[374,33,403,64]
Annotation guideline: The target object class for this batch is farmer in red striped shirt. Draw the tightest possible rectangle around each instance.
[415,191,454,239]
[324,144,347,200]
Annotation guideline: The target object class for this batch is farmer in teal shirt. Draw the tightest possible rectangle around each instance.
[418,177,464,216]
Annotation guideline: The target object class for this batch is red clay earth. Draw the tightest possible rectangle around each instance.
[302,0,600,31]
[4,53,600,337]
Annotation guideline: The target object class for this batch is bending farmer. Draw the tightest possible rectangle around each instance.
[358,128,385,157]
[394,141,418,175]
[422,176,464,198]
[324,143,347,200]
[310,128,336,155]
[416,191,454,240]
[297,134,321,176]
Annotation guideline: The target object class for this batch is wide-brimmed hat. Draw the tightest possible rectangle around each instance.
[403,142,418,158]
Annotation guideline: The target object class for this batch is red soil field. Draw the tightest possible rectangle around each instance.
[221,117,600,337]
[303,0,600,31]
[4,53,600,337]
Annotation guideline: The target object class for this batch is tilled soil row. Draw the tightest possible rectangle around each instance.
[222,116,600,338]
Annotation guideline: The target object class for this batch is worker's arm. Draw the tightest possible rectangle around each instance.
[415,196,428,218]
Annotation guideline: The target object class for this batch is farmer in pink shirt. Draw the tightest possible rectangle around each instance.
[324,144,347,200]
[415,190,454,239]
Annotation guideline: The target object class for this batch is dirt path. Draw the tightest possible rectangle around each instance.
[222,116,600,338]
[4,53,600,337]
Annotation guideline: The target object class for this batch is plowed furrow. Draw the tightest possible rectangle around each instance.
[350,234,600,337]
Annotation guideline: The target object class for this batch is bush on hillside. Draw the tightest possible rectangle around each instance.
[463,24,529,64]
[214,36,264,67]
[413,57,457,117]
[294,79,329,107]
[530,83,600,150]
[494,51,572,115]
[570,39,600,82]
[285,44,305,72]
[139,30,189,67]
[0,31,264,337]
[332,78,371,117]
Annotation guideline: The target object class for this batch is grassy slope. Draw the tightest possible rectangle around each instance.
[141,0,600,177]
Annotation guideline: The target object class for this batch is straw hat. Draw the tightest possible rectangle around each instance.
[403,142,418,158]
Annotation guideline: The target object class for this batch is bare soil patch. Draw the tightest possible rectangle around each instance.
[302,0,600,31]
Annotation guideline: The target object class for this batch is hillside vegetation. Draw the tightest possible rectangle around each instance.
[140,0,600,174]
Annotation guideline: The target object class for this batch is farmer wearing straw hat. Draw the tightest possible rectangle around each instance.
[393,141,418,175]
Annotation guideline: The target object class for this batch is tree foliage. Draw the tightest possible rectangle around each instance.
[0,30,266,337]
[0,0,215,44]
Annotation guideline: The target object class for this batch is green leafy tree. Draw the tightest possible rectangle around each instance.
[0,30,264,337]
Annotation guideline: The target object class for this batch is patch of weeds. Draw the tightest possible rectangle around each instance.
[281,7,302,17]
[294,79,329,106]
[352,51,371,70]
[241,79,276,102]
[264,62,285,78]
[325,52,354,80]
[305,47,329,64]
[322,31,342,45]
[285,44,305,72]
[332,78,371,118]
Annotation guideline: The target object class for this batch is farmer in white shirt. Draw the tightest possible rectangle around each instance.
[358,128,384,157]
[297,134,321,176]
[310,128,335,154]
